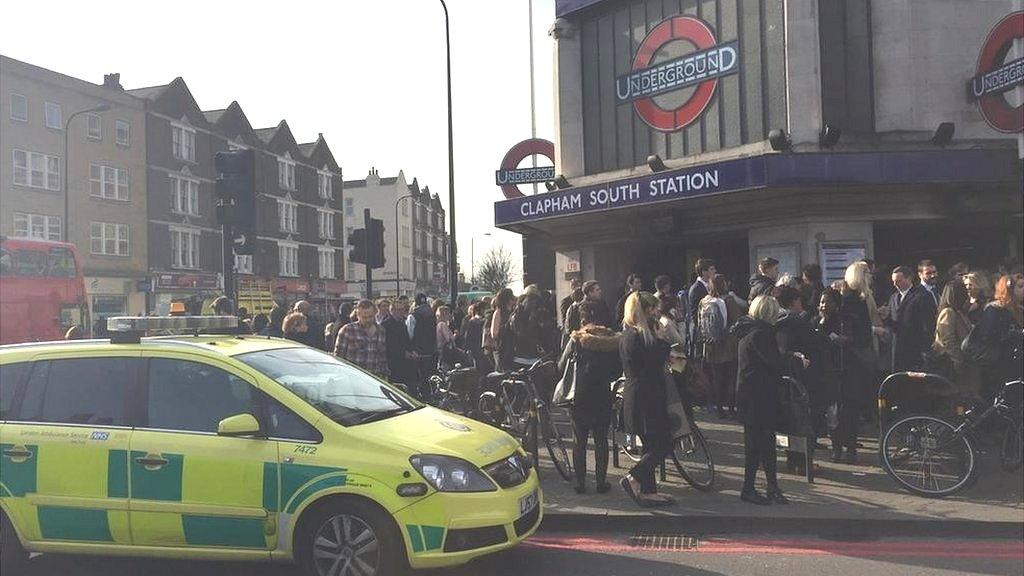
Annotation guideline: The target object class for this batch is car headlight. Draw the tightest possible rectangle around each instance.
[409,455,497,492]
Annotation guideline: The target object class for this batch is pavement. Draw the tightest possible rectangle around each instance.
[536,410,1024,537]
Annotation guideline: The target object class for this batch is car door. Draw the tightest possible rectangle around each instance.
[128,354,278,553]
[0,355,137,546]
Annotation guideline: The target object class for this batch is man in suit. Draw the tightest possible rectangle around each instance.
[917,259,940,308]
[888,265,938,372]
[382,296,417,389]
[686,258,716,357]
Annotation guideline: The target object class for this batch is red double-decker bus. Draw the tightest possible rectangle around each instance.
[0,237,89,344]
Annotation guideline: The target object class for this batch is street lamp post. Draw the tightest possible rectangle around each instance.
[393,194,414,296]
[63,104,111,242]
[439,0,458,307]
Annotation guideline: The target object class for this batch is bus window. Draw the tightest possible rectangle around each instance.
[13,250,47,276]
[48,247,77,278]
[0,248,11,276]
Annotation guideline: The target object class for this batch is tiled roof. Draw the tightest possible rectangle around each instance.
[380,177,398,185]
[125,84,167,100]
[253,127,277,142]
[202,108,226,123]
[344,179,367,188]
[298,142,317,156]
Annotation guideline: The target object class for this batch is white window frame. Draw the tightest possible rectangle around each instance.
[86,114,102,140]
[13,212,61,241]
[171,122,196,162]
[235,253,253,275]
[278,199,298,233]
[170,175,200,216]
[278,157,296,191]
[344,197,354,216]
[13,149,61,191]
[400,198,409,217]
[90,164,129,201]
[115,119,130,147]
[9,93,27,122]
[170,225,201,269]
[278,242,299,277]
[318,169,333,199]
[44,101,62,130]
[401,225,410,247]
[318,209,334,240]
[90,221,130,257]
[318,247,336,279]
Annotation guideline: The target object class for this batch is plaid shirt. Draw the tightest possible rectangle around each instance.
[335,321,389,378]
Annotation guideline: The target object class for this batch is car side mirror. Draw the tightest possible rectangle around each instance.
[217,413,263,438]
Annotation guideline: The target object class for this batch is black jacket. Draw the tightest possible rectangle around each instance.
[888,284,937,371]
[734,317,785,427]
[748,274,774,300]
[559,325,621,412]
[512,294,547,359]
[410,304,437,356]
[382,316,416,385]
[619,325,671,436]
[304,316,325,351]
[971,304,1020,381]
[687,280,708,327]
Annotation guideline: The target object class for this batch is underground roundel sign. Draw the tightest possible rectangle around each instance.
[968,11,1024,133]
[616,16,739,133]
[495,138,555,199]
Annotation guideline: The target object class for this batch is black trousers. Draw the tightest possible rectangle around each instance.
[833,353,868,450]
[628,431,671,494]
[571,402,611,487]
[713,361,736,411]
[742,423,779,492]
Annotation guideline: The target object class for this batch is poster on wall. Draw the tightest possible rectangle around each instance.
[755,244,799,280]
[819,243,866,286]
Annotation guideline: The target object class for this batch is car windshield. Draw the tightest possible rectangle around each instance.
[237,347,421,426]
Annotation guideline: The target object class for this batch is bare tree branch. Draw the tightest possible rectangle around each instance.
[476,246,518,294]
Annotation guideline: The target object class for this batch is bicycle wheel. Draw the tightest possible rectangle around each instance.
[610,402,641,465]
[1000,419,1023,472]
[880,414,976,497]
[537,405,573,482]
[671,426,715,491]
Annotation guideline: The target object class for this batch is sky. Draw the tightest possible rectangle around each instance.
[0,0,557,286]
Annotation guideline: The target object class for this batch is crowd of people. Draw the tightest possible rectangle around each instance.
[219,256,1023,508]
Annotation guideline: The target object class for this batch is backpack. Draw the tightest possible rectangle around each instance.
[698,299,726,343]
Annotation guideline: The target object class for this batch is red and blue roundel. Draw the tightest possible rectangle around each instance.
[616,16,739,133]
[970,11,1024,134]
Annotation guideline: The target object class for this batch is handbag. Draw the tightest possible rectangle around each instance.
[552,343,578,406]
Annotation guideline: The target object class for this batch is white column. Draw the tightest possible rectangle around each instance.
[784,0,825,146]
[550,17,585,178]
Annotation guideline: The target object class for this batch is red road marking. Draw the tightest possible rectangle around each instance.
[523,536,1024,559]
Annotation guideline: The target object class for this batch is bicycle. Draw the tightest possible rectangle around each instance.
[879,378,1023,497]
[610,376,715,491]
[477,358,574,482]
[426,364,479,418]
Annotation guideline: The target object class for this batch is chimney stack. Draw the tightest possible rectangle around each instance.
[103,73,123,90]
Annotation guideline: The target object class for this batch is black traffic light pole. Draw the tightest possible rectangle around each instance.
[222,215,235,304]
[364,208,373,299]
[214,149,255,306]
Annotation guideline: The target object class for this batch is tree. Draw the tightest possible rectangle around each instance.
[476,246,518,294]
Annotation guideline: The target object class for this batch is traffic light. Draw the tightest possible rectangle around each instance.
[214,149,256,255]
[348,228,367,264]
[368,218,385,269]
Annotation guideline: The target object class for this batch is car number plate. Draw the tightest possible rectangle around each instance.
[519,490,538,517]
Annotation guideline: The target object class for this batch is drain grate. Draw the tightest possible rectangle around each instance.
[629,533,700,550]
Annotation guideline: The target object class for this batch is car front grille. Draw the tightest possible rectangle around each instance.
[443,525,508,552]
[514,502,540,537]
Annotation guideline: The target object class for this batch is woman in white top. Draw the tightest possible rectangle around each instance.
[698,275,733,418]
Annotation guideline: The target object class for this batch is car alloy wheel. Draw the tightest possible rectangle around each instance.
[312,514,381,576]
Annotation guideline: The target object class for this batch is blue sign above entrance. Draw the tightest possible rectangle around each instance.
[495,157,766,226]
[493,149,1021,228]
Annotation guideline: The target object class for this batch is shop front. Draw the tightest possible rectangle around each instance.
[502,0,1024,305]
[85,276,146,329]
[150,271,222,316]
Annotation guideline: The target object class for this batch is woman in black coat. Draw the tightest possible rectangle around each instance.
[619,292,674,507]
[832,263,874,464]
[734,295,808,505]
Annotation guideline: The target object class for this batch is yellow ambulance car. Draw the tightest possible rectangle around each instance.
[0,315,541,575]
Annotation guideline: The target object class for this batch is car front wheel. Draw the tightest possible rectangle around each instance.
[296,499,406,576]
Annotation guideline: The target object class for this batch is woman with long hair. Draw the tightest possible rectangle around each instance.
[931,280,978,395]
[488,288,517,371]
[831,262,874,464]
[970,275,1024,400]
[698,274,735,418]
[964,271,993,326]
[619,292,674,507]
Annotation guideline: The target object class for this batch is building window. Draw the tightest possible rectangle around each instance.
[318,170,333,199]
[9,93,27,122]
[344,197,354,216]
[115,120,130,147]
[278,157,296,190]
[318,209,334,240]
[401,225,410,247]
[235,253,253,274]
[170,226,200,269]
[318,247,335,279]
[90,222,129,256]
[13,212,61,241]
[278,242,298,277]
[86,114,102,140]
[171,123,196,162]
[402,256,411,277]
[170,175,200,216]
[400,198,408,216]
[13,149,61,191]
[278,200,297,233]
[44,102,62,129]
[90,164,129,201]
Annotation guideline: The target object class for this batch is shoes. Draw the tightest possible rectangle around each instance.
[845,450,858,465]
[620,476,643,507]
[596,481,611,494]
[574,484,587,495]
[740,490,771,505]
[766,487,790,505]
